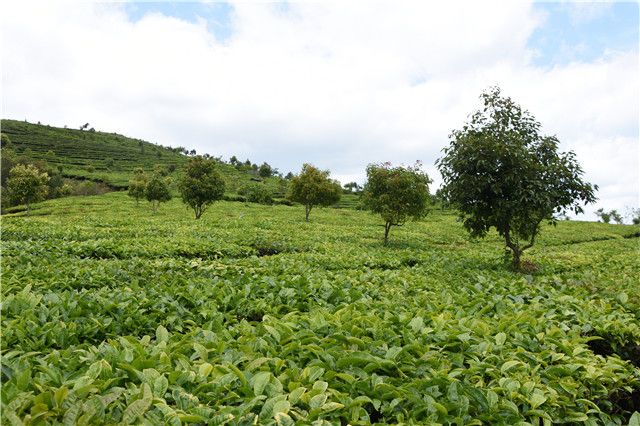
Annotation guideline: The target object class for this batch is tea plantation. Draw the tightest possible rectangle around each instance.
[2,193,639,425]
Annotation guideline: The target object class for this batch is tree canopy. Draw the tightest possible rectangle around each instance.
[128,168,147,205]
[7,163,49,214]
[288,164,341,221]
[178,157,226,219]
[436,87,597,269]
[145,173,172,213]
[362,162,431,245]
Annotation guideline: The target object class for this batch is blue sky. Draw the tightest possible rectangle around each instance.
[529,2,639,66]
[124,1,235,41]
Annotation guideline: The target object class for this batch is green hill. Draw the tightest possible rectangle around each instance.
[1,119,189,188]
[0,119,290,197]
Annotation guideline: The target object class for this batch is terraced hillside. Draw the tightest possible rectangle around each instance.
[0,120,288,196]
[2,193,639,424]
[1,119,190,188]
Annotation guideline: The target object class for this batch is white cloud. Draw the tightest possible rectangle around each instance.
[1,1,637,220]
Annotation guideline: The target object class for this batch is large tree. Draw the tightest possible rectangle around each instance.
[362,162,431,245]
[7,164,49,215]
[288,164,341,221]
[178,156,225,219]
[436,87,597,269]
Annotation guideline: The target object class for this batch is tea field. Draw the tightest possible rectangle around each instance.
[1,193,639,425]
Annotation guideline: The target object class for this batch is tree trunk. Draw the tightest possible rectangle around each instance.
[195,206,202,219]
[152,201,157,213]
[26,199,31,216]
[383,222,392,245]
[511,247,522,270]
[503,225,520,270]
[305,205,311,222]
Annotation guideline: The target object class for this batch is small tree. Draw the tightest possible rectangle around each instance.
[610,210,623,224]
[595,208,611,224]
[178,156,225,219]
[437,87,597,269]
[128,168,148,205]
[258,162,274,178]
[1,133,12,148]
[7,164,49,214]
[628,207,640,225]
[288,163,342,221]
[145,173,172,213]
[596,208,623,224]
[362,162,431,245]
[343,182,362,194]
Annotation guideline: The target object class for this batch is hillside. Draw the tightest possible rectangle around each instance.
[0,119,289,196]
[2,193,639,424]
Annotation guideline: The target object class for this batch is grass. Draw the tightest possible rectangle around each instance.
[1,193,639,424]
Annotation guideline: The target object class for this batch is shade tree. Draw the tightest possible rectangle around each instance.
[178,156,225,219]
[437,87,597,269]
[7,164,49,214]
[362,162,431,245]
[288,164,342,221]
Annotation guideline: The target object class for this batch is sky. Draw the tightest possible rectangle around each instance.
[1,1,638,221]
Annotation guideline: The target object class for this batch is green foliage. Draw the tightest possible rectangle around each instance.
[1,148,17,188]
[46,170,65,199]
[6,163,49,214]
[342,181,362,194]
[178,157,225,219]
[596,208,623,225]
[1,193,639,424]
[437,87,597,269]
[630,208,640,225]
[363,162,431,245]
[288,164,342,221]
[1,132,12,148]
[154,164,169,177]
[258,162,274,178]
[239,183,274,205]
[145,174,172,213]
[128,169,148,205]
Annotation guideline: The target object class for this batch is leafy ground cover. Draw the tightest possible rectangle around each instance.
[2,193,639,425]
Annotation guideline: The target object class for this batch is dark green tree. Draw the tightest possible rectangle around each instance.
[288,164,342,221]
[145,173,172,213]
[178,156,225,219]
[258,162,274,178]
[628,208,640,225]
[437,87,597,269]
[362,162,431,245]
[343,182,362,193]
